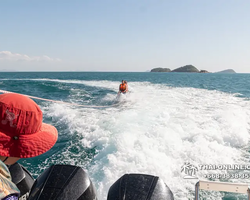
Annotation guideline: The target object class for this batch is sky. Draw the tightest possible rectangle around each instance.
[0,0,250,72]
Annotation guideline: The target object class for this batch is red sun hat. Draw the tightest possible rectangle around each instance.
[0,93,58,158]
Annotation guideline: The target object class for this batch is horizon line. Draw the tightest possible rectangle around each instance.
[0,70,249,73]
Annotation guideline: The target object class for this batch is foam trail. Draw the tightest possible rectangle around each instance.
[0,78,121,91]
[42,81,250,200]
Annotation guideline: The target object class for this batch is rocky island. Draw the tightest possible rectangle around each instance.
[150,65,204,73]
[150,68,171,72]
[171,65,199,73]
[216,69,236,73]
[150,65,237,73]
[199,70,209,73]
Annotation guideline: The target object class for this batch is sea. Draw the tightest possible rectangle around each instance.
[0,72,250,200]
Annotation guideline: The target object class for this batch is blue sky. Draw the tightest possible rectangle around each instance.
[0,0,249,72]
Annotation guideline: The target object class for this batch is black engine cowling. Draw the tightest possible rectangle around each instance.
[9,162,35,199]
[107,174,174,200]
[9,164,175,200]
[28,165,97,200]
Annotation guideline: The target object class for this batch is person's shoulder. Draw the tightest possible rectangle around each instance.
[0,160,20,199]
[0,160,11,178]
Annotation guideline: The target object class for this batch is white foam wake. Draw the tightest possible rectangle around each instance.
[41,81,250,200]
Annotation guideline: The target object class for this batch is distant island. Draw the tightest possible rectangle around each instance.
[216,69,236,73]
[151,67,171,72]
[171,65,199,73]
[150,65,208,73]
[150,65,236,73]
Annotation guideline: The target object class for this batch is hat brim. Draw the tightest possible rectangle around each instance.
[0,123,58,158]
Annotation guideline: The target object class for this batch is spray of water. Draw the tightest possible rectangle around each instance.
[39,80,250,199]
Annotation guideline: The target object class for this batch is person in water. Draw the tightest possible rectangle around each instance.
[119,80,128,94]
[0,93,58,199]
[124,80,128,92]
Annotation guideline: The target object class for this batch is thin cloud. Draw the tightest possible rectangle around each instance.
[0,51,61,62]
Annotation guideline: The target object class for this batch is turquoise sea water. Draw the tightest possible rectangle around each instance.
[0,72,250,200]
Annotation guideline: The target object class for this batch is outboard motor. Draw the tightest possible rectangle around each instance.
[28,165,97,200]
[107,174,174,200]
[9,162,35,200]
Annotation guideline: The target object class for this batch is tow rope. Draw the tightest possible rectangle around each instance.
[0,89,120,108]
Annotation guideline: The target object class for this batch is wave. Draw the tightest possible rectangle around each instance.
[27,81,250,199]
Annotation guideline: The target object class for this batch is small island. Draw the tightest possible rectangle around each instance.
[150,65,236,73]
[150,65,203,73]
[216,69,236,73]
[150,68,171,72]
[171,65,199,73]
[199,70,209,73]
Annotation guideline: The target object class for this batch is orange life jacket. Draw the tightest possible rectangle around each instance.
[119,83,126,92]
